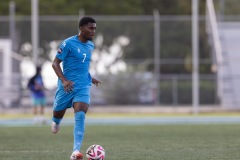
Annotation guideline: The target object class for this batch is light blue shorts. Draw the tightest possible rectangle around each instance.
[32,97,46,106]
[53,87,90,111]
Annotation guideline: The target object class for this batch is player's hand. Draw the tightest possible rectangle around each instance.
[92,78,101,87]
[62,79,74,93]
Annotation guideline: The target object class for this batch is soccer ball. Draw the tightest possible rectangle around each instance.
[86,144,105,160]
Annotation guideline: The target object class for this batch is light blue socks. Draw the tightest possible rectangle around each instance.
[73,111,86,152]
[52,116,62,124]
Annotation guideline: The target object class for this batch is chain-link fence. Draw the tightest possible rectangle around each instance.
[0,15,218,107]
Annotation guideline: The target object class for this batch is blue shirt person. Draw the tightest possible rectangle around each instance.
[27,66,46,124]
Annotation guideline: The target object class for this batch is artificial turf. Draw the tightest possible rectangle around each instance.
[1,124,240,160]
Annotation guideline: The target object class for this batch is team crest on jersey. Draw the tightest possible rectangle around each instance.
[57,48,62,54]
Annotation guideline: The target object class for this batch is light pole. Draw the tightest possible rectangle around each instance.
[31,0,39,65]
[153,9,160,105]
[192,0,199,114]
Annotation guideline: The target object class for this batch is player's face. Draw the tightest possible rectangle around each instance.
[81,23,97,41]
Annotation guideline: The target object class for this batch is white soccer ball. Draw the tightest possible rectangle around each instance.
[86,144,105,160]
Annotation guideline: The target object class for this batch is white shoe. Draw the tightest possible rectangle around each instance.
[51,121,60,134]
[70,150,83,160]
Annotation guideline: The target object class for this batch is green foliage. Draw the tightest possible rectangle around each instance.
[99,72,150,104]
[160,79,217,104]
[1,0,208,16]
[96,73,216,105]
[1,1,238,18]
[215,0,240,15]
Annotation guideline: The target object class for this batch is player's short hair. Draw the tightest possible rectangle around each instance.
[79,17,96,28]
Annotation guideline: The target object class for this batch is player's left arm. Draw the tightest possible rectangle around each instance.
[92,77,101,87]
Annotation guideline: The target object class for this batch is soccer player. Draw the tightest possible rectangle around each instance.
[51,17,101,160]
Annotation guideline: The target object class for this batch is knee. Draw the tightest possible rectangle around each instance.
[53,111,65,119]
[75,111,85,122]
[73,102,89,113]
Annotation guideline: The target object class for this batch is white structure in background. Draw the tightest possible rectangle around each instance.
[217,22,240,108]
[206,0,240,108]
[0,39,12,107]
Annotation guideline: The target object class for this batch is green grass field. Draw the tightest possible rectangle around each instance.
[1,124,240,160]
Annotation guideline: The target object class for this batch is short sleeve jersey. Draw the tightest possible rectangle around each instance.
[56,35,94,90]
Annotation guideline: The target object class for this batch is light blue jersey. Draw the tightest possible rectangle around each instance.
[56,35,94,90]
[53,35,94,109]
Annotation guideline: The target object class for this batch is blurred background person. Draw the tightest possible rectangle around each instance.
[27,66,47,124]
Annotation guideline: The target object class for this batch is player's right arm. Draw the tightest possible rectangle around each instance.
[52,57,74,92]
